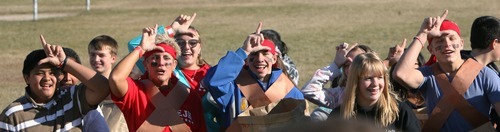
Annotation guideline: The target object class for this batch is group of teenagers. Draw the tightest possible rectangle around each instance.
[1,10,500,132]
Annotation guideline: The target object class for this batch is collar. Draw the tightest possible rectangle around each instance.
[247,68,282,82]
[24,86,58,110]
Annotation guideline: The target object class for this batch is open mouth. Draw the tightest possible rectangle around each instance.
[368,88,379,95]
[181,52,193,59]
[255,65,267,72]
[156,69,166,75]
[442,50,454,56]
[40,83,53,90]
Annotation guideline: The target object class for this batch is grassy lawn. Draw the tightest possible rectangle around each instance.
[0,0,498,110]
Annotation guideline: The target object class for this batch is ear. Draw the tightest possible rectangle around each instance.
[271,54,278,65]
[23,75,30,85]
[427,44,434,55]
[491,39,499,49]
[172,60,178,70]
[111,55,117,64]
[460,38,465,49]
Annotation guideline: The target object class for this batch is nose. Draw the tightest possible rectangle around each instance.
[42,72,52,82]
[255,53,266,62]
[183,43,191,49]
[64,72,72,82]
[91,55,100,62]
[371,77,383,86]
[155,57,170,66]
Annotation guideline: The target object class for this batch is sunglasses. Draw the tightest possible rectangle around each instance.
[176,39,199,47]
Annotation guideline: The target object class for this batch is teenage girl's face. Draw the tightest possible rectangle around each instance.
[176,29,201,68]
[245,50,277,81]
[357,71,384,105]
[89,47,116,74]
[144,52,177,82]
[24,63,58,103]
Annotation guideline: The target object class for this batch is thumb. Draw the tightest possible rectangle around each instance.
[152,46,165,52]
[37,58,52,66]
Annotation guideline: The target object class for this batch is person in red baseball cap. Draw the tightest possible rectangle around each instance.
[109,23,207,132]
[393,10,500,131]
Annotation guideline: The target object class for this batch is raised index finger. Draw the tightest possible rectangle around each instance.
[40,34,47,46]
[255,22,262,34]
[440,10,448,21]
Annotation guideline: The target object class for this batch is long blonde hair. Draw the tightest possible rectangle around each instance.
[341,53,399,127]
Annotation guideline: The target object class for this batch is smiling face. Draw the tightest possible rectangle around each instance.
[176,29,201,69]
[24,63,59,103]
[428,30,464,64]
[89,47,116,75]
[357,71,385,104]
[143,52,177,84]
[58,58,79,87]
[245,49,277,81]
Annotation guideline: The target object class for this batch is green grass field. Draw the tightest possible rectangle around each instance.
[0,0,498,109]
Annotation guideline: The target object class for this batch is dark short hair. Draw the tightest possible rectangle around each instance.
[64,47,81,64]
[470,16,500,49]
[22,49,47,76]
[22,48,81,76]
[261,29,288,55]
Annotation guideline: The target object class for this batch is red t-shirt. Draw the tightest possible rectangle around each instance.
[112,77,207,132]
[181,64,210,97]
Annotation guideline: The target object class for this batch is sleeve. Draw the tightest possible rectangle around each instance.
[75,84,95,115]
[301,63,342,108]
[281,54,300,85]
[0,108,16,131]
[284,87,305,99]
[202,48,247,110]
[482,68,500,104]
[397,102,421,132]
[414,66,431,93]
[111,77,140,111]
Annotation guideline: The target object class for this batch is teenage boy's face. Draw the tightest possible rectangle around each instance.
[24,63,58,103]
[144,52,177,82]
[245,50,277,80]
[428,30,464,64]
[57,58,79,87]
[89,47,116,74]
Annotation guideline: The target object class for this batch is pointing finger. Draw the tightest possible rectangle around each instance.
[40,34,47,45]
[401,38,407,48]
[255,22,262,34]
[440,10,448,21]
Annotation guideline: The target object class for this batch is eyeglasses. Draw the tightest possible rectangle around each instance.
[176,39,199,47]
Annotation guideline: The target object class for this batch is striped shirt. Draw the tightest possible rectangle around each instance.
[0,85,93,132]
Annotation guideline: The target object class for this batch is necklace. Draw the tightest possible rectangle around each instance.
[183,68,198,81]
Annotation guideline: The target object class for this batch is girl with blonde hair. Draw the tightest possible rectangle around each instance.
[329,53,420,132]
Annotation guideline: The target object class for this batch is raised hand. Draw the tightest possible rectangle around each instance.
[386,38,407,66]
[333,42,358,67]
[242,22,269,55]
[170,13,197,34]
[140,24,164,52]
[38,35,66,66]
[419,10,448,40]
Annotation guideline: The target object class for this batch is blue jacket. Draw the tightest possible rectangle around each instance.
[203,48,304,129]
